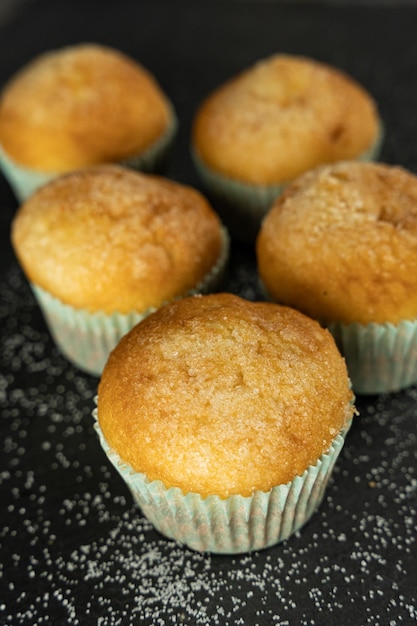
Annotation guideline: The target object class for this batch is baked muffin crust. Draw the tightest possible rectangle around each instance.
[257,161,417,325]
[11,165,224,314]
[0,43,172,171]
[97,293,353,498]
[193,54,381,185]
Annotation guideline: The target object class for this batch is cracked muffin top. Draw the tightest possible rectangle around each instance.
[192,54,381,186]
[0,43,174,172]
[11,164,224,314]
[257,161,417,324]
[97,293,354,498]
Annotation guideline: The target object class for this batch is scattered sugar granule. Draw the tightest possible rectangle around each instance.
[1,264,416,625]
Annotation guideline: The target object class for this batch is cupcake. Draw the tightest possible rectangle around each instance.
[11,165,229,376]
[256,160,417,394]
[0,43,177,201]
[94,293,354,554]
[192,54,382,242]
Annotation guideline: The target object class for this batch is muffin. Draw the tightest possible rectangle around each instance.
[94,292,354,553]
[11,165,228,376]
[0,43,177,201]
[192,54,382,242]
[257,160,417,394]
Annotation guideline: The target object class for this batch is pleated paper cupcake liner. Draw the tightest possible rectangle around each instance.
[121,109,177,175]
[30,227,229,376]
[192,149,284,243]
[93,405,352,554]
[191,125,384,244]
[357,122,384,163]
[0,109,177,203]
[0,143,55,203]
[327,318,417,394]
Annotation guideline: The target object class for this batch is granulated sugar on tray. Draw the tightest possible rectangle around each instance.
[1,262,416,625]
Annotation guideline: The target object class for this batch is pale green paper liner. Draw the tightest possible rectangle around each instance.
[92,407,352,554]
[192,148,283,243]
[121,108,177,174]
[260,279,417,395]
[30,226,229,376]
[0,143,54,203]
[191,123,384,243]
[327,318,417,395]
[0,108,177,202]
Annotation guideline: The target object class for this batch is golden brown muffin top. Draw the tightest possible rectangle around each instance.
[257,161,417,325]
[97,293,354,498]
[192,54,380,185]
[0,43,172,171]
[11,165,224,314]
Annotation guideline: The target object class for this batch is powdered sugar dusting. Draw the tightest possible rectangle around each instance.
[1,261,416,625]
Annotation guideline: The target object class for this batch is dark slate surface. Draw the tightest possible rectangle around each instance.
[0,2,416,624]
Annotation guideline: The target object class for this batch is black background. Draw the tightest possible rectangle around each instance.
[1,1,417,625]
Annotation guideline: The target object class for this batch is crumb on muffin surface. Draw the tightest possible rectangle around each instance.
[97,293,354,498]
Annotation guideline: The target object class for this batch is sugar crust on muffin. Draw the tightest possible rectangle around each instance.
[192,54,381,186]
[257,161,417,325]
[11,165,224,314]
[97,293,354,499]
[0,43,173,172]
